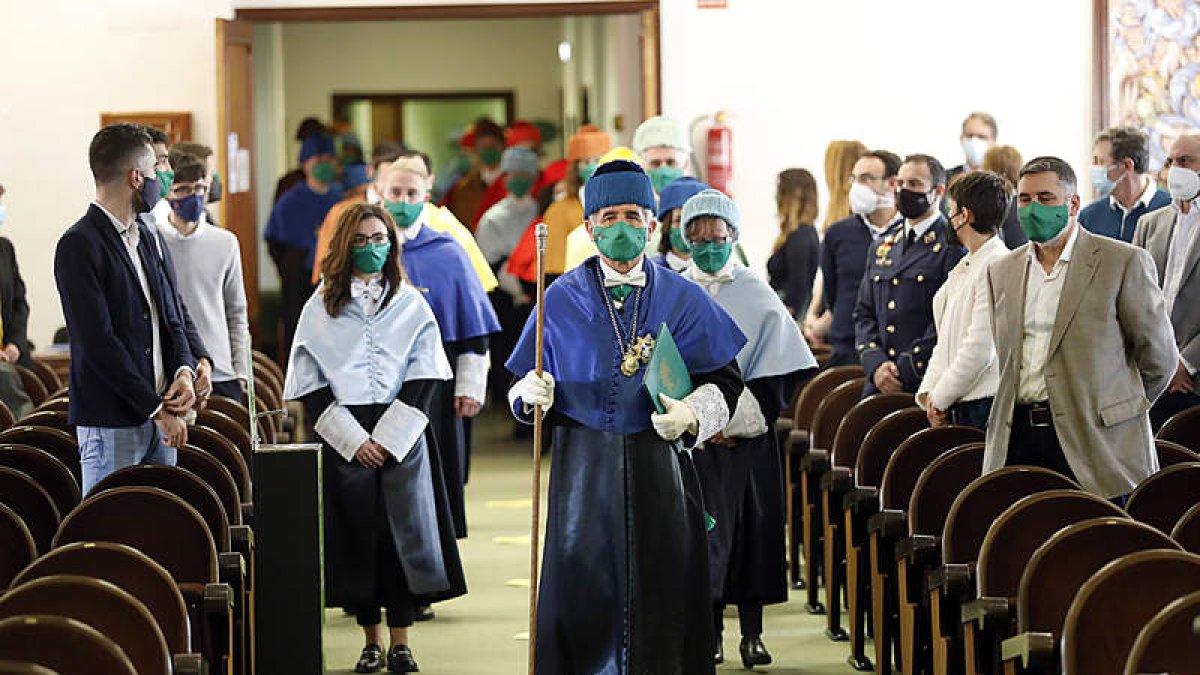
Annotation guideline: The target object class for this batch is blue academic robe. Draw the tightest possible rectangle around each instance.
[264,182,342,268]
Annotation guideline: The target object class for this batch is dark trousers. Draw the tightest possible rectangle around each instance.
[824,343,860,368]
[1150,390,1200,431]
[1005,403,1077,482]
[354,516,416,629]
[951,397,993,430]
[270,241,315,359]
[713,603,764,638]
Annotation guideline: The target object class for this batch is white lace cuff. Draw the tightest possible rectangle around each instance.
[454,352,489,404]
[371,400,429,464]
[724,387,767,438]
[314,403,370,462]
[682,383,730,447]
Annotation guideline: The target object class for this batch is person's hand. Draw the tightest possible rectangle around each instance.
[1168,360,1195,394]
[517,370,555,410]
[154,409,188,448]
[194,359,213,409]
[873,361,903,394]
[354,439,388,468]
[163,370,196,414]
[651,393,699,441]
[803,311,832,344]
[709,431,737,448]
[0,344,19,363]
[455,396,482,418]
[927,406,950,428]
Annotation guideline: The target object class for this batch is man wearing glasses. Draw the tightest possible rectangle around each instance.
[818,149,903,367]
[855,154,964,396]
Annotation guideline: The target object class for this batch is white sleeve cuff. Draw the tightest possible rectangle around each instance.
[314,403,370,462]
[371,400,429,464]
[454,352,490,404]
[507,382,535,424]
[723,387,767,439]
[683,383,730,447]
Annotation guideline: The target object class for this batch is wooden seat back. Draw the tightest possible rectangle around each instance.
[1062,550,1200,675]
[1156,439,1200,467]
[0,446,80,519]
[790,365,862,438]
[92,465,230,551]
[31,399,67,415]
[0,468,59,554]
[0,504,35,590]
[0,428,78,484]
[830,393,914,468]
[0,575,170,675]
[186,425,251,500]
[12,413,69,437]
[1126,462,1200,535]
[853,408,929,488]
[1171,502,1200,554]
[1016,518,1178,634]
[1157,405,1200,452]
[1122,589,1200,675]
[0,659,57,674]
[907,442,985,536]
[177,445,243,525]
[0,402,13,433]
[206,396,271,446]
[809,378,867,452]
[12,541,189,654]
[0,615,136,675]
[13,368,46,408]
[195,409,253,472]
[27,361,61,396]
[879,425,985,510]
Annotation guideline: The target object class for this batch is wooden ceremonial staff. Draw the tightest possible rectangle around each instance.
[527,221,549,675]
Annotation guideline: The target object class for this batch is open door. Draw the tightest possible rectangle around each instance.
[216,18,260,338]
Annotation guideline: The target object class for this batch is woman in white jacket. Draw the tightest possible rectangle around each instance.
[917,171,1012,429]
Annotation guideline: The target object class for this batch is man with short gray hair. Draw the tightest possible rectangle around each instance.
[983,155,1177,499]
[1080,126,1171,242]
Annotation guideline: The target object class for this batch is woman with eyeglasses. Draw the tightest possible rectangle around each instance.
[681,189,817,668]
[283,203,465,674]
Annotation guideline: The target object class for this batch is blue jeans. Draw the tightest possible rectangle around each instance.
[77,420,175,495]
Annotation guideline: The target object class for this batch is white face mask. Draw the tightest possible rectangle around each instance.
[849,181,882,216]
[962,137,990,167]
[1168,165,1200,202]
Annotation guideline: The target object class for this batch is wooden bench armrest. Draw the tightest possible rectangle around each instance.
[1001,631,1056,673]
[821,466,853,493]
[240,502,254,527]
[844,486,878,513]
[202,582,234,673]
[961,596,1011,630]
[895,533,938,565]
[172,652,208,675]
[868,509,905,538]
[774,418,793,435]
[799,448,829,472]
[786,429,810,456]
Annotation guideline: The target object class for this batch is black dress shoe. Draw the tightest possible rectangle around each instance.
[387,644,420,673]
[355,644,384,673]
[413,605,435,622]
[739,636,772,669]
[714,640,724,665]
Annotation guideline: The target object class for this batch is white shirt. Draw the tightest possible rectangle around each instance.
[863,213,902,241]
[905,210,941,242]
[1018,224,1080,403]
[917,235,1008,411]
[1163,200,1200,316]
[665,251,690,273]
[1111,176,1159,215]
[397,206,428,245]
[598,256,647,287]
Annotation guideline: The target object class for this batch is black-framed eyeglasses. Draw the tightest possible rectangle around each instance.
[169,184,208,198]
[352,233,389,246]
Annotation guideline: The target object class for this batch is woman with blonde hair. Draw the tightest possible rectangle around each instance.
[284,202,465,673]
[980,144,1027,246]
[767,168,821,319]
[822,140,868,230]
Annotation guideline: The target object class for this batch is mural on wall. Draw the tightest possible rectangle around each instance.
[1107,0,1200,172]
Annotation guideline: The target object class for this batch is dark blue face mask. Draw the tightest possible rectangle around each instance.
[135,173,161,214]
[169,194,207,223]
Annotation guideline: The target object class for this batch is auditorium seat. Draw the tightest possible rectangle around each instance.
[0,446,80,518]
[12,412,70,437]
[865,425,983,675]
[1171,503,1200,554]
[26,361,61,396]
[29,398,66,415]
[811,392,914,642]
[1155,438,1200,466]
[0,659,57,674]
[1000,518,1179,674]
[1157,405,1200,452]
[1061,550,1200,675]
[187,425,252,501]
[1125,462,1200,534]
[206,396,273,446]
[0,615,135,675]
[0,468,58,555]
[195,410,253,473]
[0,402,13,434]
[798,378,866,614]
[783,364,862,587]
[177,445,247,526]
[0,575,174,675]
[13,368,46,408]
[0,428,79,485]
[1122,589,1200,675]
[960,490,1124,675]
[840,407,930,671]
[251,350,284,387]
[0,504,35,591]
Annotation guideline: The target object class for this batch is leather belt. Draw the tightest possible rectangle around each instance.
[1014,401,1053,428]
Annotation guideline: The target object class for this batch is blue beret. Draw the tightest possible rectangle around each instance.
[300,134,336,162]
[583,159,656,219]
[342,162,370,189]
[657,176,710,220]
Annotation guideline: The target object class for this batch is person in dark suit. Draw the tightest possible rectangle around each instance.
[855,154,965,396]
[0,209,33,369]
[54,123,197,493]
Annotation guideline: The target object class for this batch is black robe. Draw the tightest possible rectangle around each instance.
[534,363,741,675]
[429,335,488,539]
[302,381,467,610]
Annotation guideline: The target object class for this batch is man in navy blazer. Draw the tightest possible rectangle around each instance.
[55,123,197,493]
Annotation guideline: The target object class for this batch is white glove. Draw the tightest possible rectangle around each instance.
[513,370,555,411]
[651,393,699,441]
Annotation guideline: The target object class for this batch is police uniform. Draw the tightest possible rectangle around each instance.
[853,215,964,396]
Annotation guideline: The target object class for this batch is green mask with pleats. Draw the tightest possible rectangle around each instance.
[384,200,423,228]
[507,176,534,198]
[649,166,684,193]
[351,241,391,274]
[1017,201,1070,243]
[311,161,338,184]
[578,161,599,184]
[691,241,733,274]
[479,146,502,167]
[592,221,647,262]
[669,226,691,253]
[157,170,174,199]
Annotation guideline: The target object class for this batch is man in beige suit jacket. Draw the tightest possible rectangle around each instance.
[1132,133,1200,429]
[984,156,1178,499]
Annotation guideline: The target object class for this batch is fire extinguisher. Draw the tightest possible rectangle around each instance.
[705,111,733,196]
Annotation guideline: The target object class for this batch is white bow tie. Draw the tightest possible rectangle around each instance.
[351,278,385,301]
[687,267,734,296]
[602,270,647,288]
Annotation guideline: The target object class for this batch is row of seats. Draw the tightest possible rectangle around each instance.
[781,364,1200,675]
[0,359,280,675]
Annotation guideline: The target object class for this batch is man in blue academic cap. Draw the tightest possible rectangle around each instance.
[266,133,342,355]
[506,159,747,675]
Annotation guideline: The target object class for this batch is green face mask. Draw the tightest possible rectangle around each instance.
[592,220,647,263]
[157,170,175,199]
[669,225,691,253]
[507,176,534,198]
[691,241,734,274]
[311,161,338,184]
[649,166,684,193]
[578,161,599,184]
[384,200,424,228]
[351,241,391,274]
[454,154,472,174]
[1017,201,1070,243]
[479,146,502,167]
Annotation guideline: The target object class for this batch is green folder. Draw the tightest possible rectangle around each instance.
[643,322,693,414]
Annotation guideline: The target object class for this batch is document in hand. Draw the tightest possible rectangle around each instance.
[643,322,693,414]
